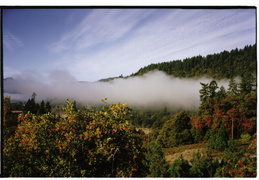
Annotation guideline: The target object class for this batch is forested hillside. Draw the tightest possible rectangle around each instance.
[3,44,257,177]
[131,44,256,79]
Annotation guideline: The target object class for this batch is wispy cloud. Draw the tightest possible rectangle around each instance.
[47,9,255,81]
[49,9,155,54]
[4,31,24,49]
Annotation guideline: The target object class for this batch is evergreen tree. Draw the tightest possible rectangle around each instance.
[227,78,238,96]
[24,92,37,114]
[199,82,209,103]
[145,141,168,177]
[159,111,193,147]
[238,73,256,95]
[217,86,227,99]
[168,155,191,177]
[207,124,229,151]
[3,96,12,129]
[39,100,46,114]
[45,101,52,113]
[208,80,218,98]
[189,151,220,177]
[131,44,256,80]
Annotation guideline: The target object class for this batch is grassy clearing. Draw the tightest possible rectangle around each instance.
[163,140,256,164]
[163,143,217,164]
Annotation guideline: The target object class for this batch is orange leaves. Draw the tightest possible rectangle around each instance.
[193,101,256,140]
[4,101,146,177]
[71,152,76,157]
[204,115,213,128]
[3,148,9,153]
[61,126,68,131]
[242,117,256,133]
[248,133,256,150]
[131,168,137,171]
[191,115,209,136]
[227,108,239,119]
[191,116,203,131]
[68,117,76,124]
[25,129,31,133]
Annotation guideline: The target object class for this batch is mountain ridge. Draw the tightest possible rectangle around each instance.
[129,44,256,80]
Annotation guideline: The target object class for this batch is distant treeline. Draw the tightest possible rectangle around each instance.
[131,44,256,79]
[3,44,257,177]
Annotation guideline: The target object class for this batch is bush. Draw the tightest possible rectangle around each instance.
[3,101,148,177]
[217,135,257,177]
[145,141,168,177]
[189,151,220,177]
[206,124,229,151]
[240,133,251,144]
[159,111,193,147]
[190,128,200,143]
[167,155,191,177]
[177,129,194,145]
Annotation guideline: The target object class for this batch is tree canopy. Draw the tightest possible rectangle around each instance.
[131,44,256,79]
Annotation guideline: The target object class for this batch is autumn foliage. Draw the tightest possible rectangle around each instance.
[192,77,256,145]
[3,68,256,177]
[3,101,148,177]
[219,134,257,177]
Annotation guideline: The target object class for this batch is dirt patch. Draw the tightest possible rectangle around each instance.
[163,141,256,165]
[136,128,153,135]
[165,148,207,164]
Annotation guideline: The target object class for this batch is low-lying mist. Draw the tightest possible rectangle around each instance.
[4,70,229,111]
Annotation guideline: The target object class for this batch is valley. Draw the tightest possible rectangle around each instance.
[3,44,257,177]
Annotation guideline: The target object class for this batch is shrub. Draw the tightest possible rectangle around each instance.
[145,141,168,177]
[3,101,148,177]
[159,111,193,147]
[240,133,252,144]
[206,124,229,151]
[167,155,191,177]
[217,134,257,177]
[189,151,220,177]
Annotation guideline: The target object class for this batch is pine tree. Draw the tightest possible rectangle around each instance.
[227,78,238,96]
[3,96,12,129]
[39,100,46,114]
[45,101,52,113]
[145,141,168,177]
[238,73,256,95]
[24,92,37,114]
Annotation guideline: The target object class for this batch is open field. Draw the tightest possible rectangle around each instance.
[163,141,256,164]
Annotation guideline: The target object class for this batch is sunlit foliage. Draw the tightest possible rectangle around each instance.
[3,101,148,177]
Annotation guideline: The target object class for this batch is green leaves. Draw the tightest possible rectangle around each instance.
[168,154,191,177]
[168,151,220,177]
[3,101,148,177]
[132,44,256,79]
[159,111,193,148]
[145,141,168,177]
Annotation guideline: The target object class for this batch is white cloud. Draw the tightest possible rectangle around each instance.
[4,31,24,49]
[4,70,230,111]
[49,9,155,54]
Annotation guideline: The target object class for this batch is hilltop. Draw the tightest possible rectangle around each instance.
[110,44,256,81]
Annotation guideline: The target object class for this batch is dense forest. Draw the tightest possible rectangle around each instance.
[131,44,256,79]
[3,44,257,177]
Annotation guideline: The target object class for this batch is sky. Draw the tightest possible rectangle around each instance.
[3,8,256,82]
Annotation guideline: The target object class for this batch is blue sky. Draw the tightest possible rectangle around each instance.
[3,8,256,81]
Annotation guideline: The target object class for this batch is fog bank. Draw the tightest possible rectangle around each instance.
[4,70,229,111]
